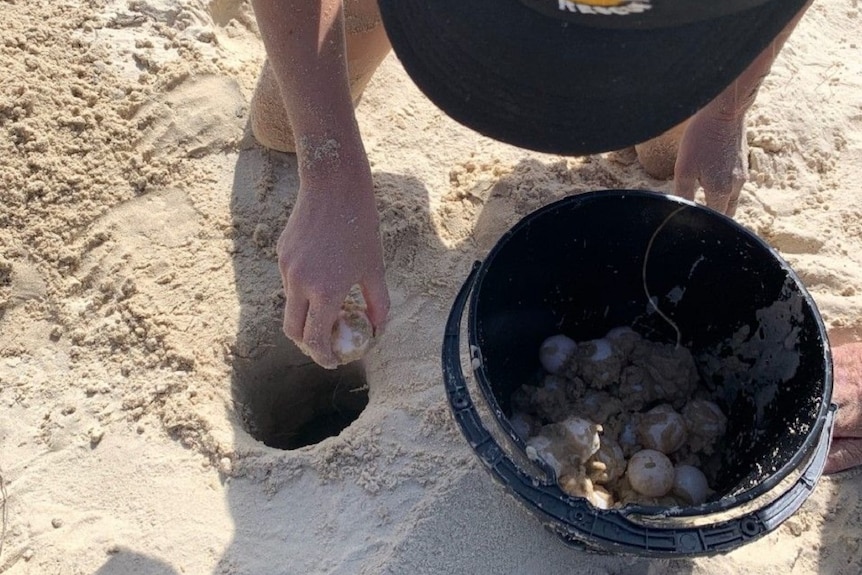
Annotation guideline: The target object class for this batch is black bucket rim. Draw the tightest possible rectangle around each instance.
[443,189,835,557]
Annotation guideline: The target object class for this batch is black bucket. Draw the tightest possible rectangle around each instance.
[442,190,835,557]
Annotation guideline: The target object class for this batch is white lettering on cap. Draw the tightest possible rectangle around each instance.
[558,0,652,17]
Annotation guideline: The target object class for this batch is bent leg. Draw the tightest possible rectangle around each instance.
[250,0,391,153]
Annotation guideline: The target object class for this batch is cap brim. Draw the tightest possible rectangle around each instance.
[378,0,808,155]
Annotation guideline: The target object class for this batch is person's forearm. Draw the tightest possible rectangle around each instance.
[251,0,366,175]
[708,0,813,120]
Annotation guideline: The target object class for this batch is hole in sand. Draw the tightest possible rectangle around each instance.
[232,337,368,450]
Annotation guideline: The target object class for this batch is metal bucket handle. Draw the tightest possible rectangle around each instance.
[442,261,836,557]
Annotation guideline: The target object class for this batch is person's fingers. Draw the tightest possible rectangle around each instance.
[725,191,741,217]
[303,296,340,369]
[703,188,731,215]
[832,392,862,439]
[282,287,309,343]
[831,342,862,438]
[361,275,390,336]
[279,256,309,342]
[834,402,862,440]
[825,438,862,474]
[673,172,698,202]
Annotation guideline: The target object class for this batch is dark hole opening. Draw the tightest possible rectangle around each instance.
[231,337,368,450]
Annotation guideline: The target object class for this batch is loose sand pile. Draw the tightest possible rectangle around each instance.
[2,1,862,573]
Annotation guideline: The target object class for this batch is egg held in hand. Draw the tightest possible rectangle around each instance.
[331,306,373,364]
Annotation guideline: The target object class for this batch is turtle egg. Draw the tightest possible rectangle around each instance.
[525,435,563,476]
[672,464,710,505]
[560,416,601,462]
[626,449,674,498]
[606,326,636,340]
[539,334,576,374]
[586,438,626,485]
[682,399,727,439]
[637,404,687,454]
[585,338,612,362]
[331,308,372,364]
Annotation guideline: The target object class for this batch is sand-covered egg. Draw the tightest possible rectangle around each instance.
[682,399,728,453]
[672,464,711,505]
[539,334,577,374]
[526,416,601,477]
[626,449,674,497]
[637,404,687,454]
[557,415,602,461]
[586,438,626,485]
[521,325,730,510]
[331,306,373,364]
[569,337,624,389]
[525,435,565,476]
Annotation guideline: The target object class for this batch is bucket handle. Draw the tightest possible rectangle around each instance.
[442,261,836,557]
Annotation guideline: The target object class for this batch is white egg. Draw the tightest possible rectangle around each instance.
[637,404,688,454]
[331,308,372,364]
[539,334,577,374]
[672,464,710,505]
[626,449,674,498]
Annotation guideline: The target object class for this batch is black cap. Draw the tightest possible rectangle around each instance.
[378,0,809,154]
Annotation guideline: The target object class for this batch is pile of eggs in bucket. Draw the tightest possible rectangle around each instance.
[510,327,728,510]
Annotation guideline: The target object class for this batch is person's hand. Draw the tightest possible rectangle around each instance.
[671,0,812,216]
[826,342,862,474]
[673,103,748,217]
[277,157,389,368]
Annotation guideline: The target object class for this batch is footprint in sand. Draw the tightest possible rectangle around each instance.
[765,228,826,255]
[133,74,247,159]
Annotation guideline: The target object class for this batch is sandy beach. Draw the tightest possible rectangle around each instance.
[2,1,862,573]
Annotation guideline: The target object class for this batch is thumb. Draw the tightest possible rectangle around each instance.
[362,275,390,337]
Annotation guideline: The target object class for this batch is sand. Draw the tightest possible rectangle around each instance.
[1,0,862,573]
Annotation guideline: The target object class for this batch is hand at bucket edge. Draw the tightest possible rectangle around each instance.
[673,2,813,217]
[825,342,862,474]
[672,104,748,217]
